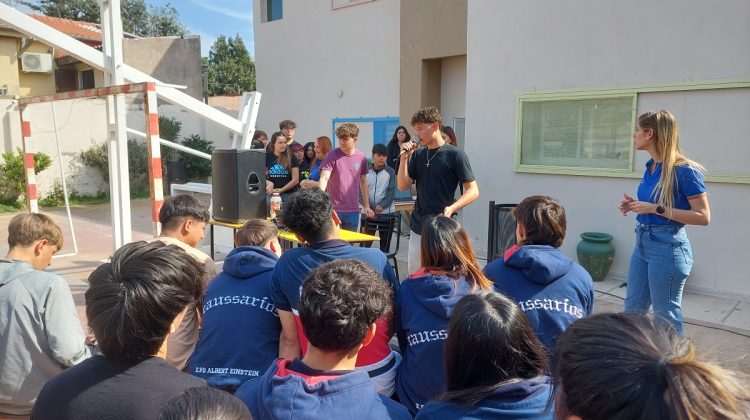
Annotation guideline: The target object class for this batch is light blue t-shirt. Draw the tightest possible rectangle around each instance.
[636,159,706,225]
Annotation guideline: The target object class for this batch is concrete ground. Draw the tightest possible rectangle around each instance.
[2,198,748,379]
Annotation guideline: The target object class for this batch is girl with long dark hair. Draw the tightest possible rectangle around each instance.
[386,126,411,172]
[395,216,493,416]
[416,292,552,419]
[298,141,315,181]
[265,131,299,199]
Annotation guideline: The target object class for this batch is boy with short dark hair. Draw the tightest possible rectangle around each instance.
[319,123,374,231]
[270,189,400,395]
[189,219,282,392]
[0,213,90,417]
[32,241,207,420]
[235,259,410,419]
[279,119,301,149]
[365,143,397,253]
[155,194,219,370]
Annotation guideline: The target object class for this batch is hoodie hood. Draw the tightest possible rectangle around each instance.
[418,376,553,419]
[249,359,408,419]
[407,270,474,319]
[505,245,573,285]
[221,246,278,279]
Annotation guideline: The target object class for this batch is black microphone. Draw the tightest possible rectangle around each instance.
[395,138,419,161]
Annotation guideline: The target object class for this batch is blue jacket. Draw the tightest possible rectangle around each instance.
[188,246,281,391]
[270,240,398,368]
[484,245,594,355]
[235,359,411,420]
[415,376,554,420]
[395,272,476,415]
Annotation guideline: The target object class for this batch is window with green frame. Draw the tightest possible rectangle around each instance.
[518,96,634,171]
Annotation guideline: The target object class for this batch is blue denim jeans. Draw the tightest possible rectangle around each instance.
[337,211,361,232]
[624,224,693,334]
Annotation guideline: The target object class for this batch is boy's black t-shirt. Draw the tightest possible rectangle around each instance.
[32,355,206,420]
[407,144,475,235]
[266,153,299,191]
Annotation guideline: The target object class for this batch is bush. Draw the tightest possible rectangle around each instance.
[0,148,52,203]
[39,178,76,207]
[39,178,108,208]
[79,142,109,181]
[78,139,150,196]
[180,134,213,180]
[159,116,182,162]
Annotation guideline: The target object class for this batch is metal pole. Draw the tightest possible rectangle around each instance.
[100,0,131,248]
[50,102,79,254]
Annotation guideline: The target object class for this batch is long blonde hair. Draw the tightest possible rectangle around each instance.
[638,110,706,218]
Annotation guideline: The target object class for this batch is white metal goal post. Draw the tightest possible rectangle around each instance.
[18,82,165,236]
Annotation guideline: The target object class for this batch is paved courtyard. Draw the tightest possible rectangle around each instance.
[1,198,748,379]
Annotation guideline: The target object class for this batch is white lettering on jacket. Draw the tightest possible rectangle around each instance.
[517,298,584,318]
[406,329,448,347]
[202,295,278,317]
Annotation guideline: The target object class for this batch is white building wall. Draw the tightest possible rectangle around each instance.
[252,0,400,145]
[440,55,466,134]
[465,0,750,296]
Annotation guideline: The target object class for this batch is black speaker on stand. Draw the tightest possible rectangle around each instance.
[212,149,266,223]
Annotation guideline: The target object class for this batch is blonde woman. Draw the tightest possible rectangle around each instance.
[618,110,710,334]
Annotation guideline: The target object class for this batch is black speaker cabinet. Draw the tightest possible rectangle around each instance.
[212,149,266,223]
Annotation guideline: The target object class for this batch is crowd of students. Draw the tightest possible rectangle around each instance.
[0,107,748,419]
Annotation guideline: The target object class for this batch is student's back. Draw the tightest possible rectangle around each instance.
[32,355,205,420]
[416,292,553,420]
[236,260,410,420]
[189,245,280,391]
[272,241,397,366]
[32,241,208,420]
[395,271,475,413]
[236,359,407,420]
[394,216,493,415]
[484,196,593,355]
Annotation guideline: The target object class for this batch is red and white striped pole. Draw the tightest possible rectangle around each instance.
[19,104,38,213]
[143,82,163,236]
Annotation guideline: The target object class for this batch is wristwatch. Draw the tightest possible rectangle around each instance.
[656,205,666,215]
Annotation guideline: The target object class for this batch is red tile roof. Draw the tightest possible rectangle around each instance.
[28,14,104,42]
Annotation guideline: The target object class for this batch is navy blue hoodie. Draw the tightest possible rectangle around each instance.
[395,271,476,415]
[415,376,554,420]
[234,358,411,420]
[484,245,594,355]
[189,246,281,391]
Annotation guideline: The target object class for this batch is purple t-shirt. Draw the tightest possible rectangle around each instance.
[320,148,368,212]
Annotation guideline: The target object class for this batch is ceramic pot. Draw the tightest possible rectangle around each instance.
[576,232,615,282]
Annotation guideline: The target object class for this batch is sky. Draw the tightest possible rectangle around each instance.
[146,0,255,58]
[9,0,255,58]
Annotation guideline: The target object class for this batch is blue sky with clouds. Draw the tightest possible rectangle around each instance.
[12,0,255,58]
[150,0,255,58]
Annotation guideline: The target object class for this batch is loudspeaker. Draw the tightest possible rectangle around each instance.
[211,149,266,223]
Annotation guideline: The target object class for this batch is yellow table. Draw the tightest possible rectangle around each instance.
[208,218,379,258]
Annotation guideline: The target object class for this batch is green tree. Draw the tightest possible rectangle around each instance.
[20,0,186,37]
[207,34,255,96]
